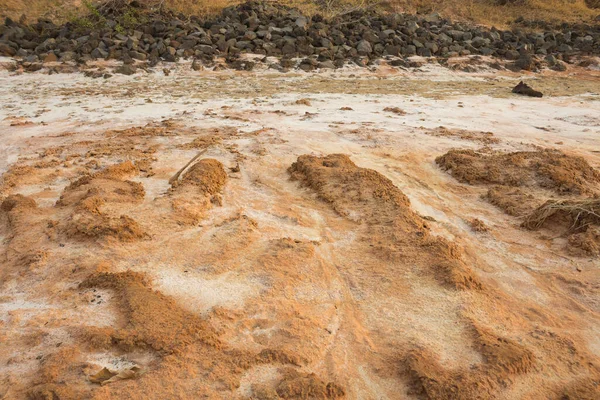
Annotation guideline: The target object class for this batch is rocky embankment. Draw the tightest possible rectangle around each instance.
[1,1,599,73]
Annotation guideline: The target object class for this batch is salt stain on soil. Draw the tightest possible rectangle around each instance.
[0,67,600,399]
[152,269,262,315]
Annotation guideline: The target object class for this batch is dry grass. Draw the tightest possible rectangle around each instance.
[0,0,597,26]
[522,199,600,231]
[385,0,597,27]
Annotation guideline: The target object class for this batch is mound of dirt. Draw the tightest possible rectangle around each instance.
[1,193,37,212]
[439,149,600,255]
[275,369,345,399]
[67,212,147,242]
[58,161,147,241]
[287,155,600,399]
[485,185,539,216]
[80,271,221,351]
[167,159,228,226]
[522,199,600,256]
[436,149,600,195]
[405,322,534,400]
[179,135,222,150]
[468,218,488,232]
[290,153,480,290]
[74,269,347,398]
[568,227,600,256]
[177,159,227,194]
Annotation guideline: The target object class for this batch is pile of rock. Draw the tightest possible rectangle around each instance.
[1,1,598,72]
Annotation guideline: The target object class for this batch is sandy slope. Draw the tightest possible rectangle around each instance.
[0,64,600,399]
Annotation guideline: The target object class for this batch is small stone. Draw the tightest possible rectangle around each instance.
[317,60,335,69]
[423,12,440,23]
[244,31,257,41]
[471,37,488,48]
[59,51,76,62]
[356,40,372,54]
[448,30,465,41]
[515,54,534,71]
[192,59,203,71]
[115,64,136,75]
[129,50,147,61]
[43,53,58,63]
[403,45,417,56]
[505,50,520,60]
[550,61,567,72]
[91,48,108,59]
[0,43,16,56]
[425,42,438,54]
[196,45,214,55]
[281,43,296,55]
[295,17,308,29]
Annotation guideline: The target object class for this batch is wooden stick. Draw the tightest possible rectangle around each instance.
[168,149,208,185]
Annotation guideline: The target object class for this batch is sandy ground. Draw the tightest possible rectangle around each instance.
[0,63,600,399]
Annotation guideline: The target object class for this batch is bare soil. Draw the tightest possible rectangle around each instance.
[1,66,600,399]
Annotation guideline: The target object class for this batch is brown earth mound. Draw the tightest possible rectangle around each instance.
[485,185,539,216]
[0,156,344,399]
[568,227,600,256]
[167,158,227,226]
[79,271,221,352]
[405,321,534,400]
[436,149,600,195]
[523,199,600,256]
[1,193,37,212]
[178,158,227,194]
[276,369,345,399]
[57,161,147,241]
[74,269,345,399]
[438,149,600,256]
[179,135,222,150]
[289,154,600,398]
[290,154,480,290]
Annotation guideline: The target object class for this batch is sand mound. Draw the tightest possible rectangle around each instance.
[276,369,345,399]
[568,227,600,256]
[522,199,600,256]
[179,135,222,150]
[58,162,147,241]
[436,149,600,195]
[1,193,37,212]
[80,271,221,351]
[289,154,420,226]
[67,213,147,242]
[166,159,227,226]
[438,149,600,255]
[405,322,534,400]
[287,154,600,399]
[177,158,227,194]
[75,270,345,398]
[485,185,539,217]
[290,154,480,290]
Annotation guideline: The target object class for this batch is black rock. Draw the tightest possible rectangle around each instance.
[512,81,543,98]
